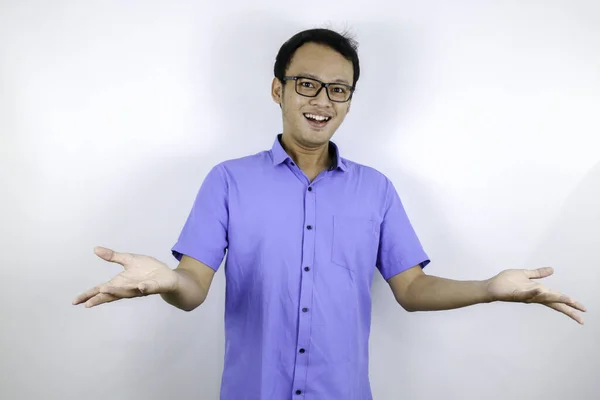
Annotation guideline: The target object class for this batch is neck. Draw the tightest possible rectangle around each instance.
[280,133,331,173]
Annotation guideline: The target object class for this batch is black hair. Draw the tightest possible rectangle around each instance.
[273,28,360,88]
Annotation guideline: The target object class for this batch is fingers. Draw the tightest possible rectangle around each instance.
[73,281,146,307]
[84,292,120,308]
[512,285,587,314]
[94,246,133,267]
[98,284,144,298]
[535,290,587,312]
[525,267,554,279]
[73,246,145,307]
[73,283,148,308]
[72,286,101,305]
[518,268,587,313]
[545,303,584,325]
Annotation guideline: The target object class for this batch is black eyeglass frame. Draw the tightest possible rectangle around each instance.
[282,76,355,103]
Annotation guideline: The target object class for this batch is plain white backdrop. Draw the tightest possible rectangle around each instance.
[1,1,599,399]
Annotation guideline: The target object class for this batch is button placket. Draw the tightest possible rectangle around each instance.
[290,183,317,398]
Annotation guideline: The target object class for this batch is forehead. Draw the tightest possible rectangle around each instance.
[286,42,354,85]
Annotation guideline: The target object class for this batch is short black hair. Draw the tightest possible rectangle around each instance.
[273,28,360,88]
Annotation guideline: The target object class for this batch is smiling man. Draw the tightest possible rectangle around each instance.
[73,28,586,400]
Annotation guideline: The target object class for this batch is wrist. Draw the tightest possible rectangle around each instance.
[480,278,497,303]
[171,269,187,294]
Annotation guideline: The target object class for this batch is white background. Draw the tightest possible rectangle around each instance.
[1,1,599,399]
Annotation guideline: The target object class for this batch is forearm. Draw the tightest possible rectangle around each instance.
[403,275,493,312]
[161,269,209,312]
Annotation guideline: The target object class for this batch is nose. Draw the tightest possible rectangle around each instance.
[309,86,332,107]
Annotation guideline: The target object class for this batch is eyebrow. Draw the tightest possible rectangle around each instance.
[299,73,352,86]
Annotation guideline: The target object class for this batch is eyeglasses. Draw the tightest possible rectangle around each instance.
[282,76,354,103]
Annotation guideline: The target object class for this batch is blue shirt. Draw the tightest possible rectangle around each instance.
[172,134,430,399]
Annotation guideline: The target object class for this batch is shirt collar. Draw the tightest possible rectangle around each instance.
[270,133,347,172]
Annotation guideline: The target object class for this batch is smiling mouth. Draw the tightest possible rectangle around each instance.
[303,113,332,128]
[304,113,331,122]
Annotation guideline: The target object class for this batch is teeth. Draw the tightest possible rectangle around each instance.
[305,113,330,122]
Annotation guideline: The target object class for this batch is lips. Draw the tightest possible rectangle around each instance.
[303,112,334,131]
[303,112,332,129]
[303,112,332,122]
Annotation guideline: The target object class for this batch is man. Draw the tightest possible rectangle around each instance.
[73,28,586,399]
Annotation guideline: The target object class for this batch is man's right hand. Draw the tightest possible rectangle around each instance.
[72,246,179,308]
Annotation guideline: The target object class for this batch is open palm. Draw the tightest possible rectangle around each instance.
[486,267,586,324]
[72,246,178,308]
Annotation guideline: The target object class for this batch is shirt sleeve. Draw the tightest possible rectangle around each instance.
[171,163,229,271]
[376,178,430,280]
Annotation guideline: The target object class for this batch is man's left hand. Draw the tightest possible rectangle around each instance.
[485,267,586,324]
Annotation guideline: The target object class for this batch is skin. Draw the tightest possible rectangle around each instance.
[73,41,587,325]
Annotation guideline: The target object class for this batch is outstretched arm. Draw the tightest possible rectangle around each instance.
[72,247,215,312]
[388,265,586,324]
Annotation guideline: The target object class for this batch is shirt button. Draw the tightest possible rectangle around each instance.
[306,225,312,230]
[296,390,302,395]
[308,187,312,191]
[302,308,308,312]
[291,162,295,166]
[299,348,305,354]
[304,267,310,272]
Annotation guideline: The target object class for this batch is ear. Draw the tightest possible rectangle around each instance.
[271,77,283,104]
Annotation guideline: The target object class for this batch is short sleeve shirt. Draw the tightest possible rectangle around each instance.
[172,134,430,400]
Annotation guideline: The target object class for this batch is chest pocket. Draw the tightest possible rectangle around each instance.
[331,215,379,271]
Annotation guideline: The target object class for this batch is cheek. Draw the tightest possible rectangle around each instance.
[335,106,350,120]
[282,98,305,117]
[281,102,302,126]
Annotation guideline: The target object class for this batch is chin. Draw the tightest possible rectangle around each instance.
[305,131,334,146]
[304,121,337,136]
